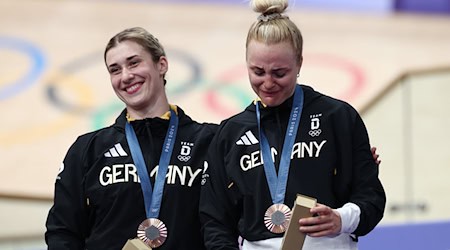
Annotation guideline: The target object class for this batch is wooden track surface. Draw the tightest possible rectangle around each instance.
[1,0,450,200]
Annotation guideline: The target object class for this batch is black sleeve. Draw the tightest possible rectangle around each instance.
[350,113,386,236]
[45,136,90,249]
[199,129,241,250]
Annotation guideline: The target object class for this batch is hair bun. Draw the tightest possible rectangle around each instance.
[251,0,288,15]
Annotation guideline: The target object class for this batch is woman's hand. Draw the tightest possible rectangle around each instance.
[298,203,341,237]
[371,146,381,165]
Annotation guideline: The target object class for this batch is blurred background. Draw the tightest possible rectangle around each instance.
[1,0,449,249]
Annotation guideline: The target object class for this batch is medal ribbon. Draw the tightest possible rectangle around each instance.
[256,85,304,204]
[125,109,178,218]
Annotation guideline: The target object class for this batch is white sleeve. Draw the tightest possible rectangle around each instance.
[336,202,361,234]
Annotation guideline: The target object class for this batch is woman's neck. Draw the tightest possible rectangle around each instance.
[127,96,170,120]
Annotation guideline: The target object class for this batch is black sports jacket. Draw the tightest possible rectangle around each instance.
[46,107,216,249]
[200,85,386,249]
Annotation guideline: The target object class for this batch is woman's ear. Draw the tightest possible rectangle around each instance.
[158,56,169,76]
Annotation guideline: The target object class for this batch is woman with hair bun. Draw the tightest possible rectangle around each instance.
[199,0,385,249]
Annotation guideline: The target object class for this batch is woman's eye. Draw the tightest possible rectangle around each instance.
[273,70,286,78]
[130,60,139,67]
[109,68,120,75]
[254,70,264,76]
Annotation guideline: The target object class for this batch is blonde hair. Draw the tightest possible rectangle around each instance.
[246,0,303,63]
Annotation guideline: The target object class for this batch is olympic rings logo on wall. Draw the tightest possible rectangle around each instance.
[0,38,254,146]
[0,36,365,147]
[0,36,46,100]
[46,48,253,129]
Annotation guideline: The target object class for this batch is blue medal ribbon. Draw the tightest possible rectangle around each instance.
[256,85,304,205]
[125,109,178,218]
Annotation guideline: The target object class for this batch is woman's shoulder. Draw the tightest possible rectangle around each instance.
[302,84,358,114]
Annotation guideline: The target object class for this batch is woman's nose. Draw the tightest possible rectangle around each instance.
[122,69,134,83]
[262,75,275,89]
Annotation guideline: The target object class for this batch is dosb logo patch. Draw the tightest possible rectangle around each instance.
[178,141,193,162]
[309,114,322,137]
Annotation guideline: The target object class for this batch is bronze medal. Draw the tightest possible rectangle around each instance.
[264,203,292,233]
[137,218,168,248]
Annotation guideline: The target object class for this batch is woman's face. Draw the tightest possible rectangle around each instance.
[246,40,301,107]
[105,40,167,113]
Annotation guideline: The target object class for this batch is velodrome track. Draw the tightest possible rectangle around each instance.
[1,0,450,248]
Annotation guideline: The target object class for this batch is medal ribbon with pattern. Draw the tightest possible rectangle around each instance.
[256,84,304,233]
[125,108,178,247]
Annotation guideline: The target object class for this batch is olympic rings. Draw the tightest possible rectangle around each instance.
[2,46,365,146]
[205,64,253,118]
[304,53,365,101]
[165,48,201,95]
[45,51,103,115]
[206,83,253,118]
[177,155,191,162]
[0,70,93,146]
[43,48,202,130]
[0,36,46,101]
[46,70,96,114]
[308,129,322,137]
